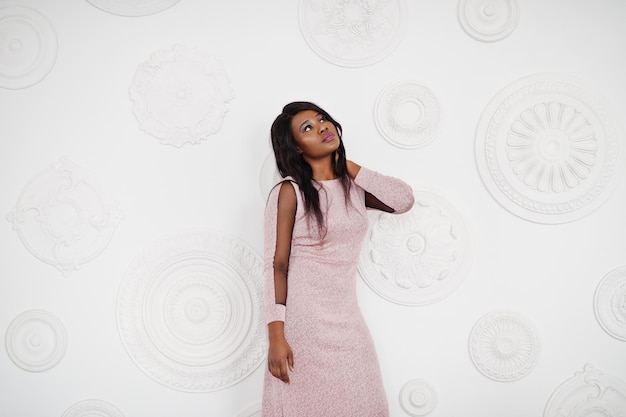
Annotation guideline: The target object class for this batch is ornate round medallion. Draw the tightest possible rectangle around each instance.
[469,310,540,381]
[399,379,438,416]
[6,158,123,276]
[5,310,67,372]
[85,0,181,16]
[374,81,440,149]
[457,0,519,42]
[130,44,234,147]
[0,6,58,89]
[594,265,626,341]
[259,152,282,201]
[117,229,266,392]
[358,189,471,305]
[544,364,626,417]
[298,0,408,67]
[61,399,124,417]
[475,73,623,224]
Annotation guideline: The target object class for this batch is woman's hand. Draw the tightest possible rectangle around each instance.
[268,337,294,383]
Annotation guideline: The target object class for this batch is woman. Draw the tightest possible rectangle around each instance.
[263,101,414,417]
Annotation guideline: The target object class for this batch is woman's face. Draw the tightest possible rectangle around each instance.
[290,110,340,160]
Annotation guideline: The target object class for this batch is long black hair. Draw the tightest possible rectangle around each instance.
[270,101,351,231]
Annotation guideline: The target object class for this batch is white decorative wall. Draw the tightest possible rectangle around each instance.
[1,1,625,416]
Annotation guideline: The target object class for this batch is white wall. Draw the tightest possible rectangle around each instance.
[1,0,625,416]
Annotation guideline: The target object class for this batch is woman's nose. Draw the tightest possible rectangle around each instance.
[320,124,327,133]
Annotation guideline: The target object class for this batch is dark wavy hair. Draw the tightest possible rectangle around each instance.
[270,101,351,231]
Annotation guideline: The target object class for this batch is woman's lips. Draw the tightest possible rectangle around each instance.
[323,133,335,142]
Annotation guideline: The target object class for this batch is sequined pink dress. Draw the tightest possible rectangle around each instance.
[262,167,414,417]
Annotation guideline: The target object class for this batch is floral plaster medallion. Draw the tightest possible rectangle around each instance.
[61,399,124,417]
[5,310,67,372]
[130,44,233,147]
[85,0,180,16]
[6,158,123,276]
[117,229,266,392]
[399,379,438,416]
[544,364,626,417]
[374,81,440,149]
[475,73,623,224]
[358,189,471,305]
[469,310,540,381]
[298,0,408,67]
[594,265,626,341]
[0,6,58,89]
[457,0,519,42]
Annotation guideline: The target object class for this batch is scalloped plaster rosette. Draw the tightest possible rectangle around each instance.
[469,310,540,381]
[85,0,180,16]
[117,229,266,392]
[475,73,623,224]
[130,45,234,147]
[544,364,626,417]
[358,189,471,305]
[6,158,123,276]
[259,152,282,201]
[5,310,67,372]
[594,265,626,341]
[457,0,519,42]
[399,379,438,416]
[0,6,58,89]
[61,399,124,417]
[298,0,408,67]
[374,81,440,149]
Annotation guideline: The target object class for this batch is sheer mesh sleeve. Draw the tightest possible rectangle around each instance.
[354,166,414,213]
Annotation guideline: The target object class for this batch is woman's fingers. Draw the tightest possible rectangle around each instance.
[269,357,291,383]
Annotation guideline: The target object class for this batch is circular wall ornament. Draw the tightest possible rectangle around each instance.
[61,399,124,417]
[85,0,180,16]
[117,229,266,392]
[0,6,58,89]
[457,0,519,42]
[298,0,408,67]
[594,265,626,341]
[475,73,623,224]
[469,310,540,381]
[6,157,123,276]
[399,379,438,416]
[5,310,67,372]
[130,44,234,147]
[544,364,626,417]
[259,152,282,201]
[374,81,440,149]
[358,189,471,305]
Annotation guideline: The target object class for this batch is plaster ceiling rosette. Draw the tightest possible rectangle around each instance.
[374,81,440,149]
[594,265,626,341]
[457,0,519,42]
[6,158,123,276]
[0,6,58,89]
[5,310,67,372]
[399,379,438,416]
[117,229,266,392]
[469,310,540,382]
[358,189,472,305]
[85,0,180,17]
[298,0,408,67]
[130,44,234,147]
[475,73,623,224]
[259,152,282,201]
[61,399,124,417]
[544,364,626,417]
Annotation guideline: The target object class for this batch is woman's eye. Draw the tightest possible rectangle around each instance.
[304,125,312,132]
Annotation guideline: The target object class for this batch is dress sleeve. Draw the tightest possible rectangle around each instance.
[354,166,415,214]
[263,184,287,324]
